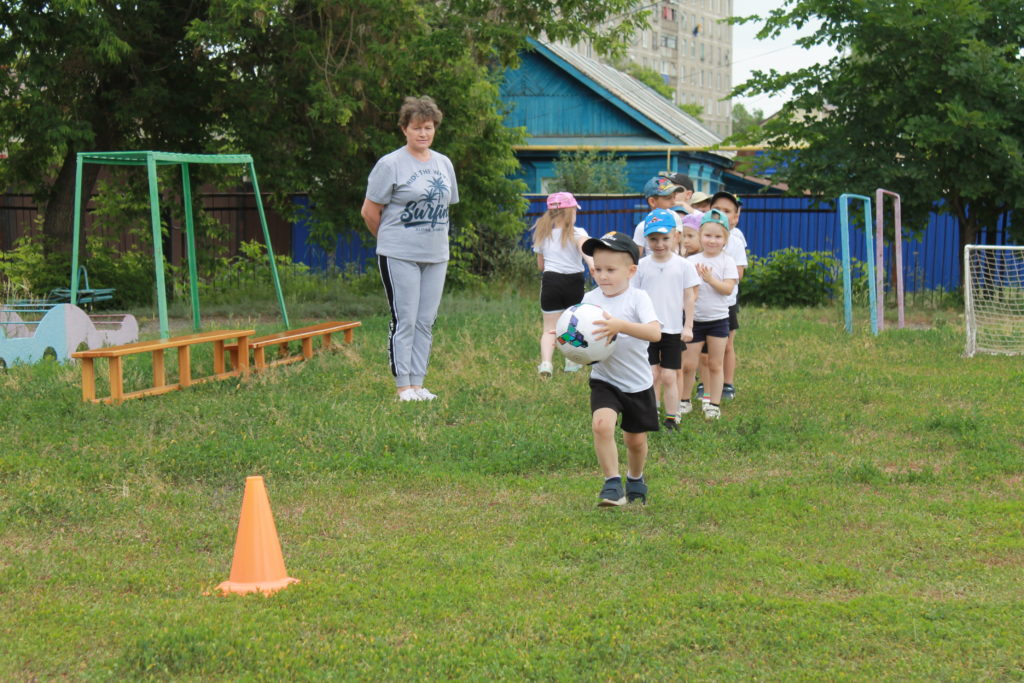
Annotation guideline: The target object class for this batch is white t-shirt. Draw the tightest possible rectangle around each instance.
[687,251,739,321]
[582,286,659,393]
[724,227,748,305]
[634,253,700,334]
[632,212,684,249]
[533,227,589,274]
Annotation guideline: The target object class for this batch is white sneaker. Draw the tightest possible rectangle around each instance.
[703,404,721,420]
[678,400,693,415]
[414,387,437,401]
[563,360,582,373]
[538,361,553,377]
[398,388,423,402]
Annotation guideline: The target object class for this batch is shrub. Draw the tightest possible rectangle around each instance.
[741,247,868,307]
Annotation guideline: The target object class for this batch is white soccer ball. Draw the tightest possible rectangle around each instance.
[554,303,617,365]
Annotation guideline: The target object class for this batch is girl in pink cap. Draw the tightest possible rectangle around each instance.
[531,192,594,376]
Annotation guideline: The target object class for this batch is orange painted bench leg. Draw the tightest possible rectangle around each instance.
[253,345,265,372]
[80,357,96,402]
[109,356,124,404]
[179,345,192,388]
[301,336,313,360]
[238,336,250,376]
[344,328,354,343]
[213,340,225,375]
[152,349,165,388]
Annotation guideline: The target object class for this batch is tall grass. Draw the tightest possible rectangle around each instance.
[1,290,1023,680]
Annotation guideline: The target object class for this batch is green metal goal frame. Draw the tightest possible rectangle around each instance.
[70,151,289,339]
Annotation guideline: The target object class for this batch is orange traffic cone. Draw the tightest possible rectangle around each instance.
[216,476,299,596]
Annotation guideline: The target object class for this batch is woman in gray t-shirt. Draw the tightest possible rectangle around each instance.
[361,96,459,402]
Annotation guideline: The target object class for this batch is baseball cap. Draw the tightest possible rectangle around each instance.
[546,191,581,210]
[710,191,743,209]
[700,208,730,231]
[643,209,676,236]
[582,231,640,264]
[680,211,704,231]
[689,191,712,205]
[663,172,695,192]
[643,176,682,198]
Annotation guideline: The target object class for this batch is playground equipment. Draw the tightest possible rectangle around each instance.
[70,151,290,339]
[0,304,138,367]
[874,189,905,330]
[838,194,879,335]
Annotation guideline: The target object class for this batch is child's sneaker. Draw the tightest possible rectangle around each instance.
[703,403,721,420]
[538,361,553,377]
[398,388,423,402]
[695,381,704,399]
[678,399,693,415]
[626,476,648,505]
[663,417,679,431]
[597,478,627,507]
[722,383,736,400]
[563,359,582,373]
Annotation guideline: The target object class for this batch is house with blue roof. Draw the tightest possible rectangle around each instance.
[500,39,735,194]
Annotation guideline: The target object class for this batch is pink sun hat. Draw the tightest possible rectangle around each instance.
[546,191,581,210]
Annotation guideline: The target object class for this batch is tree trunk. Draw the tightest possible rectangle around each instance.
[41,148,102,256]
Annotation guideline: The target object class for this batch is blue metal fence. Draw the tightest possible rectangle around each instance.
[293,193,1014,293]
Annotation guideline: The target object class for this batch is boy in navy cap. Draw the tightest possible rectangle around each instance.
[631,176,685,254]
[578,232,662,507]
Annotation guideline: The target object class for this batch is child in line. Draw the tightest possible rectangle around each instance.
[532,191,593,377]
[689,191,713,212]
[709,192,748,400]
[674,212,703,409]
[631,176,685,255]
[579,232,661,507]
[680,209,738,420]
[634,209,699,431]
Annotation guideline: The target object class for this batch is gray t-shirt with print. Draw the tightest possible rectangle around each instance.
[365,147,459,263]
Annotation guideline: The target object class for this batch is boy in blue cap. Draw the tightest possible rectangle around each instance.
[631,176,685,254]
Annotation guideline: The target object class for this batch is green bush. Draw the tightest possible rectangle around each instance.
[741,247,868,307]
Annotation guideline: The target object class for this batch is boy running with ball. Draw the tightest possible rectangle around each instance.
[580,232,662,507]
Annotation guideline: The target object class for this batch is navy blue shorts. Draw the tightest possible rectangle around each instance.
[691,318,730,347]
[728,303,740,332]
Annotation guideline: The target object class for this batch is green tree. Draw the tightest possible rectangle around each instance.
[550,150,630,194]
[0,0,648,272]
[730,0,1024,258]
[678,102,704,121]
[618,61,674,100]
[730,102,764,139]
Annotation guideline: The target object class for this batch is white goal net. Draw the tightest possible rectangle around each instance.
[964,245,1024,357]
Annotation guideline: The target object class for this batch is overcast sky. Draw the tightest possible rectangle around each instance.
[730,0,840,116]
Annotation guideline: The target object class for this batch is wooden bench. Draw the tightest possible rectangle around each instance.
[72,329,255,404]
[225,321,361,372]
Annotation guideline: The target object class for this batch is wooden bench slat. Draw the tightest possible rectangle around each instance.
[225,321,361,350]
[73,329,256,358]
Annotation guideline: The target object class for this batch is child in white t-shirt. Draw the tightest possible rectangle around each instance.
[531,192,594,376]
[631,176,685,256]
[709,192,748,401]
[578,232,661,507]
[634,209,699,431]
[681,209,738,420]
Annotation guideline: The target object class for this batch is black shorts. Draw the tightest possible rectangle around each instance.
[728,303,740,332]
[590,379,660,433]
[691,318,730,347]
[540,271,585,313]
[647,333,682,370]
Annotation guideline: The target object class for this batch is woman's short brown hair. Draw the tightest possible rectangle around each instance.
[398,96,443,129]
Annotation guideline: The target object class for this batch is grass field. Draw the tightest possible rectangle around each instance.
[1,291,1023,680]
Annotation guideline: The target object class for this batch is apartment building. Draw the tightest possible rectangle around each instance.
[567,0,734,138]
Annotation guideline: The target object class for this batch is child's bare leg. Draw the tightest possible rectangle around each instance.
[724,331,737,385]
[680,342,703,398]
[539,311,561,365]
[699,353,709,393]
[592,407,620,477]
[705,336,728,403]
[660,367,679,418]
[651,364,662,407]
[623,431,648,479]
